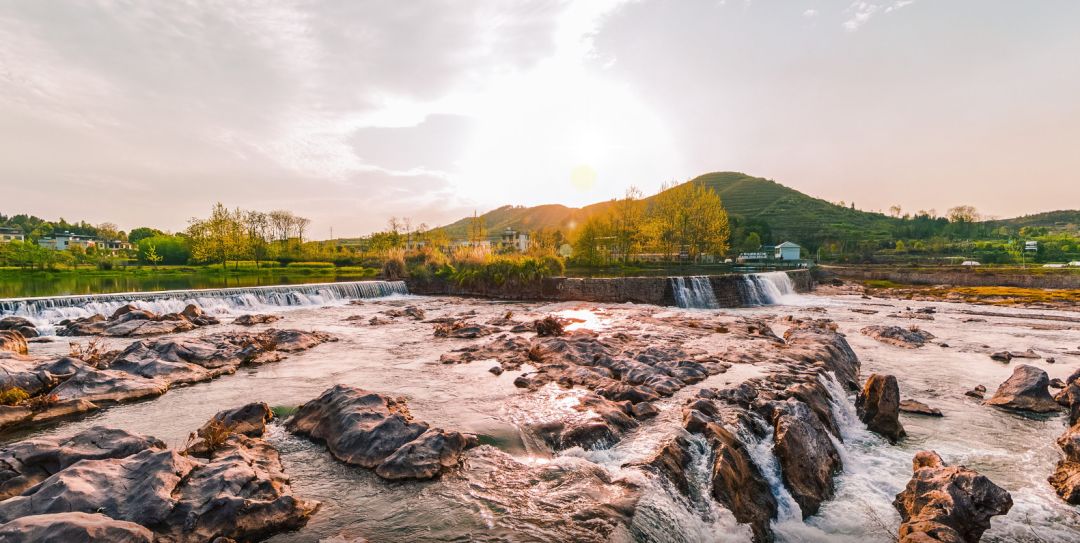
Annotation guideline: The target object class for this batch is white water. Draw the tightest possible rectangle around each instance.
[0,280,408,335]
[672,276,721,309]
[739,272,801,306]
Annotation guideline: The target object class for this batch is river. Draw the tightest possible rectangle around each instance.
[1,283,1077,542]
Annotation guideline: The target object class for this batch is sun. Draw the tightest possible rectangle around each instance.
[570,164,597,192]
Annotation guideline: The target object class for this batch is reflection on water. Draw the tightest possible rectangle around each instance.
[0,271,372,298]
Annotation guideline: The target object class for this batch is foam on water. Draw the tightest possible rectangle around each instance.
[738,271,803,306]
[0,280,408,335]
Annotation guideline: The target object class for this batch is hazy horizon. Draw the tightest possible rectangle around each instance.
[3,0,1079,237]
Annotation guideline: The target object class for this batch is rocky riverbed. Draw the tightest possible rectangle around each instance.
[0,287,1077,542]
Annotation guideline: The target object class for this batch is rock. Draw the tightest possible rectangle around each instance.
[532,393,638,451]
[0,426,165,500]
[403,306,426,320]
[632,401,660,419]
[899,399,943,417]
[965,385,986,399]
[1050,421,1080,503]
[374,428,472,480]
[0,317,37,339]
[856,374,906,444]
[860,326,935,349]
[0,512,155,542]
[534,316,565,337]
[0,416,316,542]
[57,304,220,337]
[990,351,1012,362]
[287,385,428,468]
[894,450,1012,543]
[1050,378,1066,389]
[232,314,282,326]
[771,398,843,517]
[1047,357,1056,364]
[1009,349,1040,359]
[488,365,503,375]
[0,331,27,356]
[201,402,273,437]
[986,364,1060,413]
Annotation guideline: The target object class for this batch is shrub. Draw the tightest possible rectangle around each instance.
[534,316,564,337]
[383,256,407,280]
[0,387,30,406]
[69,338,109,367]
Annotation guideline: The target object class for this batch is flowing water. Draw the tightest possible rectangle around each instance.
[2,284,1078,542]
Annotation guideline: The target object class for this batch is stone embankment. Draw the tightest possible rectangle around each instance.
[407,269,812,307]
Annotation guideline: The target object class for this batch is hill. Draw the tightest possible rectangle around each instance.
[435,171,1077,249]
[438,172,899,247]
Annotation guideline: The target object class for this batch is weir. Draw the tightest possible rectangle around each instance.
[0,280,408,325]
[671,272,803,309]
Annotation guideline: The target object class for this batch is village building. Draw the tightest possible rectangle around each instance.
[774,241,802,261]
[0,227,24,244]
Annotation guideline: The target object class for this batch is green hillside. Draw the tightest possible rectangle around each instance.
[436,171,1076,250]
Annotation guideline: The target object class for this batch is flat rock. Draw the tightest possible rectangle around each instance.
[232,314,282,326]
[0,512,154,542]
[860,326,935,349]
[894,450,1012,543]
[986,364,1060,413]
[374,428,473,480]
[899,399,943,417]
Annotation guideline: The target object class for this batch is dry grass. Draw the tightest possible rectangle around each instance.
[68,338,110,367]
[0,387,29,406]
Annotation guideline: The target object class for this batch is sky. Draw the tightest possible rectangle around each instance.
[2,0,1079,237]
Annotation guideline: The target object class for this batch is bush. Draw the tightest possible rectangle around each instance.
[382,256,407,280]
[0,387,30,406]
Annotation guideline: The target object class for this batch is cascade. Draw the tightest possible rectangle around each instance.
[0,280,408,334]
[671,276,720,309]
[738,272,800,306]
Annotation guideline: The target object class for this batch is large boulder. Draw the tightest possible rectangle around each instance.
[0,426,164,500]
[986,364,1060,413]
[1049,423,1080,503]
[287,384,474,480]
[0,512,154,542]
[56,304,219,338]
[856,374,906,444]
[894,450,1012,543]
[0,331,27,356]
[770,398,843,517]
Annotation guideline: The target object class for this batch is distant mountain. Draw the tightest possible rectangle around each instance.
[436,171,1077,246]
[984,210,1080,233]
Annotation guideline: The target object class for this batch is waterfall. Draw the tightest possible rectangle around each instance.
[738,272,799,306]
[671,276,720,309]
[0,280,408,334]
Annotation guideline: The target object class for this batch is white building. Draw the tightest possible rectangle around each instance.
[500,228,530,253]
[37,232,97,251]
[774,241,802,261]
[0,227,24,244]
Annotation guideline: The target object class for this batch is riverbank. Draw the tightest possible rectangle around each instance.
[823,264,1080,289]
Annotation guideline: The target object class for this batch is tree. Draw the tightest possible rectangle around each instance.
[467,212,486,244]
[888,205,902,218]
[144,243,163,268]
[128,227,163,244]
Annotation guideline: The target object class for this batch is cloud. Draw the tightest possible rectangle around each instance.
[843,1,916,31]
[804,9,818,18]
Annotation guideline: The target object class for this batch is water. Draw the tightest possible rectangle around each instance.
[0,280,408,335]
[4,289,1079,542]
[672,276,721,309]
[738,272,800,306]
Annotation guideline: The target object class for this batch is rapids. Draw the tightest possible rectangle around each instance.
[2,285,1078,542]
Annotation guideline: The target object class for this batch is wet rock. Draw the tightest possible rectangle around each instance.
[631,401,660,419]
[1050,378,1066,389]
[0,426,165,500]
[986,364,1060,413]
[287,385,472,479]
[534,316,565,337]
[0,331,27,356]
[856,374,906,444]
[965,385,987,399]
[900,399,943,417]
[1009,349,1040,359]
[57,304,220,337]
[894,450,1012,543]
[0,317,37,339]
[771,398,843,517]
[533,393,638,451]
[989,351,1012,362]
[375,428,473,480]
[232,314,282,326]
[433,321,498,339]
[0,512,154,542]
[1050,420,1080,503]
[0,411,316,542]
[860,326,935,349]
[488,365,503,375]
[200,402,273,438]
[403,306,426,320]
